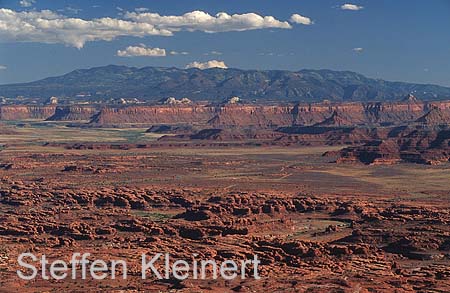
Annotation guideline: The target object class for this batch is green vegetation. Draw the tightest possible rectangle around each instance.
[131,211,173,222]
[0,121,164,145]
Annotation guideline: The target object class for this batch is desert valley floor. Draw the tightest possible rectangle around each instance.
[0,121,449,292]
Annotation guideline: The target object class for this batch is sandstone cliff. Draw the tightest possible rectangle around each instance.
[46,106,99,121]
[89,105,216,125]
[207,105,294,128]
[332,126,450,165]
[0,105,56,120]
[87,101,450,127]
[1,100,450,128]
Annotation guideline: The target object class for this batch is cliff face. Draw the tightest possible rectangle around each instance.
[294,103,366,125]
[295,101,450,126]
[0,105,99,121]
[2,100,450,127]
[208,105,294,128]
[88,101,450,127]
[333,127,450,165]
[89,106,216,125]
[415,107,450,126]
[46,106,99,121]
[0,105,56,120]
[275,127,376,146]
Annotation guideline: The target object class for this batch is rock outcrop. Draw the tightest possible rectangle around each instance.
[46,106,99,121]
[416,107,450,127]
[333,126,450,165]
[89,105,216,125]
[0,105,56,120]
[2,100,450,129]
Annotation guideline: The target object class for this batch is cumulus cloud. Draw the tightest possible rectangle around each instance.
[290,14,313,25]
[0,8,298,49]
[0,65,7,70]
[352,47,364,53]
[185,60,228,70]
[117,44,166,57]
[19,0,35,8]
[124,10,292,33]
[0,8,173,49]
[341,4,364,11]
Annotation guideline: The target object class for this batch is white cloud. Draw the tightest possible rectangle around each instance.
[352,47,364,53]
[135,8,149,13]
[290,14,313,25]
[19,0,35,8]
[57,6,82,15]
[185,60,228,70]
[0,65,7,70]
[0,8,296,49]
[170,51,189,55]
[66,7,82,14]
[0,8,173,49]
[117,44,166,57]
[124,10,292,33]
[204,51,222,56]
[258,52,276,56]
[341,4,364,11]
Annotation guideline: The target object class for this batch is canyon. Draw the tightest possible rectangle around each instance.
[2,97,450,165]
[1,97,450,292]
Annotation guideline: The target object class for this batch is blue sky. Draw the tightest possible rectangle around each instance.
[0,0,449,86]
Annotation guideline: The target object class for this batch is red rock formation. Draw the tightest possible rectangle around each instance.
[208,105,294,128]
[416,107,450,127]
[46,106,98,121]
[333,126,450,165]
[89,105,216,125]
[0,105,56,120]
[275,127,374,146]
[1,99,450,129]
[313,110,356,127]
[90,101,450,128]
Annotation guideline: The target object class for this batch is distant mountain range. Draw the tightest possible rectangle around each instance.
[1,65,450,102]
